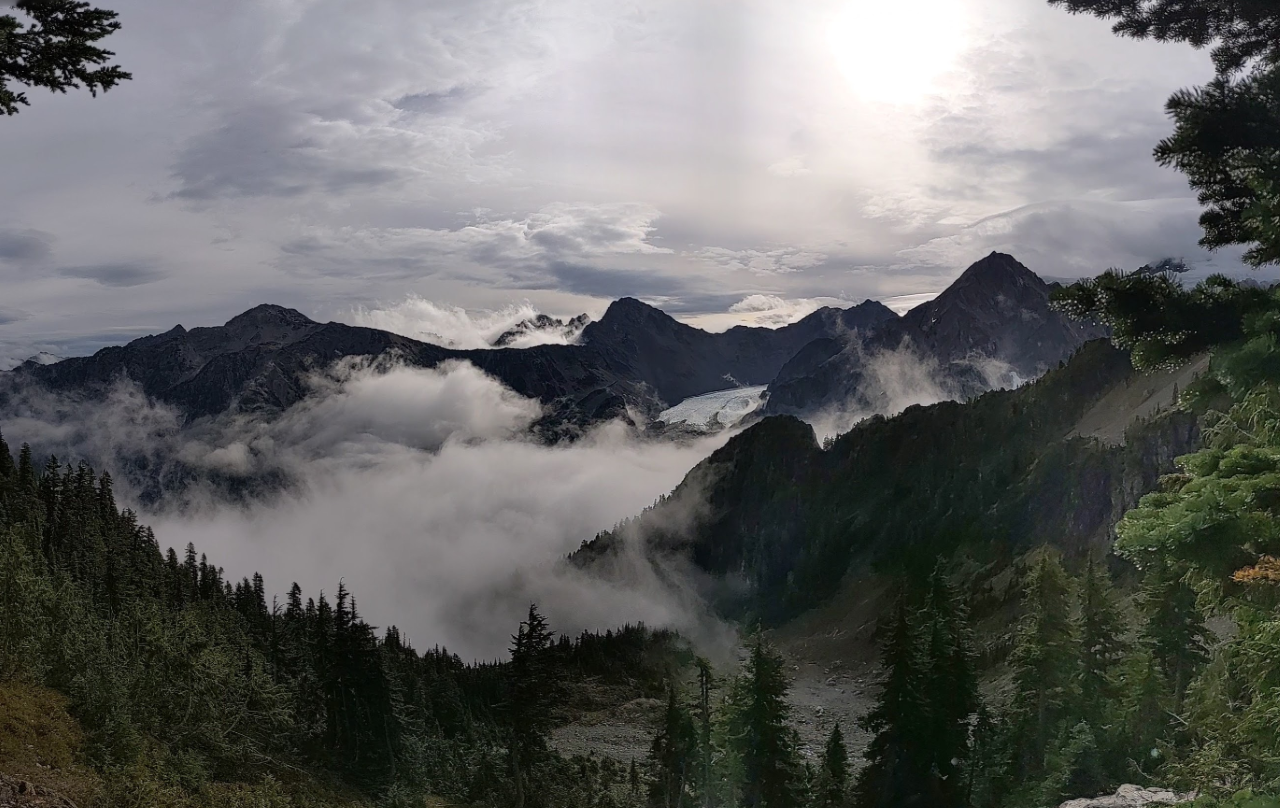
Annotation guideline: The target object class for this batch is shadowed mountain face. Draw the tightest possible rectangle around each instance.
[2,299,898,429]
[763,253,1107,416]
[579,297,898,405]
[573,340,1199,623]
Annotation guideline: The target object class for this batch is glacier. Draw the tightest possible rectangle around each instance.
[657,385,768,428]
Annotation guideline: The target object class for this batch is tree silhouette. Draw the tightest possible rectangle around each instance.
[1,0,131,115]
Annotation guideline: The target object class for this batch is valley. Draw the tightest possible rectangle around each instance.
[2,254,1276,808]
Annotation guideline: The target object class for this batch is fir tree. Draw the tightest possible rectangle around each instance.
[1046,0,1280,266]
[919,561,979,807]
[813,724,850,808]
[648,686,698,808]
[0,0,133,116]
[1075,556,1128,723]
[696,658,715,808]
[1138,564,1210,704]
[733,633,802,808]
[508,604,556,808]
[854,594,929,808]
[1005,549,1077,783]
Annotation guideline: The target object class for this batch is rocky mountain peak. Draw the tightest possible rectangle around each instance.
[949,251,1046,295]
[224,304,317,330]
[843,299,899,325]
[492,313,591,347]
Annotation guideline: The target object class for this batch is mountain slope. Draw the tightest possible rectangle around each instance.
[574,339,1199,622]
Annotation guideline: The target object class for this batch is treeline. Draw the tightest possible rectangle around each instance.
[0,437,682,806]
[840,551,1212,808]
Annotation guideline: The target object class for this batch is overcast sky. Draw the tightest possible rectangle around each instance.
[1,0,1272,363]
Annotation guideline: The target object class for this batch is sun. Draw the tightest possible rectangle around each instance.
[826,0,970,104]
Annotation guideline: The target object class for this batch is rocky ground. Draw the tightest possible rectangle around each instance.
[549,642,878,767]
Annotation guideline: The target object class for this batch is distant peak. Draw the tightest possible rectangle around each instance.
[224,304,317,329]
[951,253,1043,290]
[850,298,898,317]
[599,297,667,322]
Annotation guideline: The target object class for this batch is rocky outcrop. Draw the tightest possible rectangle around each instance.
[1059,784,1195,808]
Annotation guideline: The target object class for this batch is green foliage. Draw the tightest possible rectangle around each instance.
[0,0,132,115]
[0,433,685,806]
[812,725,849,808]
[728,635,803,808]
[1005,550,1078,784]
[1045,0,1280,75]
[647,687,698,808]
[1155,65,1280,267]
[854,595,929,808]
[1076,557,1129,720]
[855,572,979,808]
[1052,273,1271,371]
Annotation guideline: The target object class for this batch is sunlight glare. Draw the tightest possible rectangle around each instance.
[826,0,970,104]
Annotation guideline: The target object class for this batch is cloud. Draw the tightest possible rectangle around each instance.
[805,342,963,443]
[891,199,1236,278]
[880,293,937,315]
[58,262,168,287]
[726,294,824,325]
[170,104,408,201]
[1,358,733,659]
[693,247,828,275]
[0,0,1254,363]
[280,203,687,304]
[0,307,31,326]
[0,228,54,264]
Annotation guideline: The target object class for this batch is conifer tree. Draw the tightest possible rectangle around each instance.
[1,0,133,116]
[813,724,850,808]
[1046,0,1280,266]
[1075,556,1128,723]
[508,604,556,808]
[16,443,33,489]
[696,658,715,808]
[732,633,802,808]
[854,594,929,808]
[1005,550,1077,782]
[648,686,698,808]
[919,561,979,807]
[0,428,14,481]
[1138,564,1210,704]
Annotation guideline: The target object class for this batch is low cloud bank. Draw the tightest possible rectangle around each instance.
[0,359,732,660]
[347,296,589,350]
[804,342,1028,443]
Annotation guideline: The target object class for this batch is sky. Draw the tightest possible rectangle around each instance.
[1,0,1272,364]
